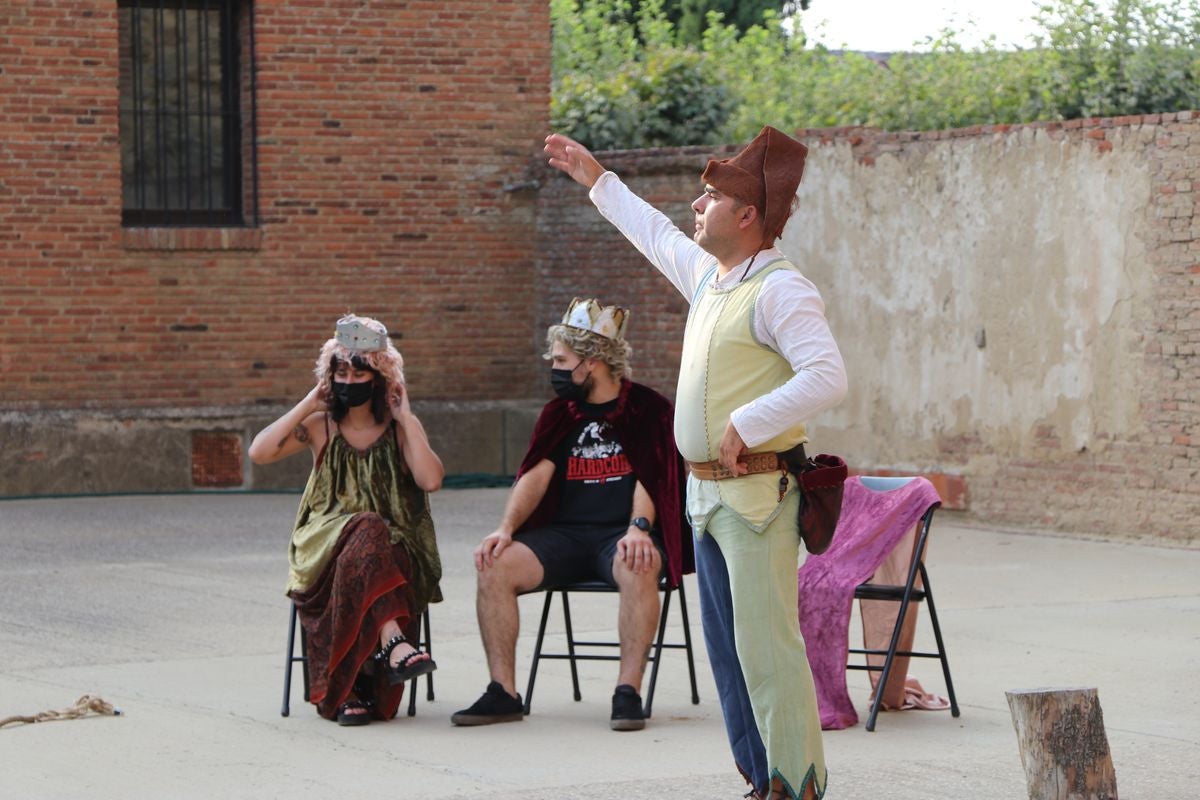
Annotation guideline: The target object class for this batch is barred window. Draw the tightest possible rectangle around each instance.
[118,0,251,227]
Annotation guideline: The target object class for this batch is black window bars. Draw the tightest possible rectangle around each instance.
[118,0,257,227]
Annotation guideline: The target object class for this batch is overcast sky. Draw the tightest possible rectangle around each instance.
[797,0,1050,52]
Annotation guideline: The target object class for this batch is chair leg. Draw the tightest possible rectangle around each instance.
[282,604,298,717]
[919,563,959,717]
[676,581,700,705]
[523,590,555,715]
[865,575,921,732]
[561,590,582,702]
[423,607,435,702]
[642,586,673,719]
[405,607,435,717]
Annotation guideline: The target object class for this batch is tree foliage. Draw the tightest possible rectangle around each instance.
[624,0,808,43]
[551,0,733,148]
[551,0,1200,150]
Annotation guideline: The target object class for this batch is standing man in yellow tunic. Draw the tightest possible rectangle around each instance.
[545,127,847,800]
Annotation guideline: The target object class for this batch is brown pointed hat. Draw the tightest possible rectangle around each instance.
[700,126,808,245]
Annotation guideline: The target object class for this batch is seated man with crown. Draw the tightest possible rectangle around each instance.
[248,314,444,726]
[452,298,691,732]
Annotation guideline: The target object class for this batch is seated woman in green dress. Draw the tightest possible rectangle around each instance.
[249,314,444,726]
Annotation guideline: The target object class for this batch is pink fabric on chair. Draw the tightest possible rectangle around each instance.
[797,476,942,729]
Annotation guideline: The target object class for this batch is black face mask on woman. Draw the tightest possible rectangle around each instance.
[550,364,591,402]
[332,380,374,408]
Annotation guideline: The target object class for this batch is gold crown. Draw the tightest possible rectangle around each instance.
[335,314,388,352]
[562,297,629,341]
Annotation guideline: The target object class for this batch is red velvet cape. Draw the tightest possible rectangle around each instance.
[516,379,694,587]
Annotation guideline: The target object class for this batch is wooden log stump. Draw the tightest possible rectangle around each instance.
[1006,687,1118,800]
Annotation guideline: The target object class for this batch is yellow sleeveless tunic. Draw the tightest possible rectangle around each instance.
[675,259,808,530]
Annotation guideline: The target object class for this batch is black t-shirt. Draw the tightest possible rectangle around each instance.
[550,399,636,527]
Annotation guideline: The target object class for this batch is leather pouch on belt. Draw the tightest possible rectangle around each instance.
[782,445,847,555]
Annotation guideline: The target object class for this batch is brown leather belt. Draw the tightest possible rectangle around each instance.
[687,452,785,481]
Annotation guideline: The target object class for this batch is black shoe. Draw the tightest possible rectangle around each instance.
[610,684,646,731]
[451,681,524,726]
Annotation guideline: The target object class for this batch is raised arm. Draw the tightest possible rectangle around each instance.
[391,386,444,492]
[545,132,711,300]
[247,385,326,464]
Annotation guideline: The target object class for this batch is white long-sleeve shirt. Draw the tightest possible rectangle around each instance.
[590,171,848,448]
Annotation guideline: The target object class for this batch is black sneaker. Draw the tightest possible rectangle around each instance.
[610,683,646,731]
[450,681,524,726]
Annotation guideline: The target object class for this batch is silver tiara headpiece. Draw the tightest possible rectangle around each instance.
[335,315,388,352]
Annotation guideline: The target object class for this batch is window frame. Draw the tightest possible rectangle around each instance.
[117,0,250,228]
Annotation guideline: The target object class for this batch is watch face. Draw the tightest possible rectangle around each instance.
[632,517,651,532]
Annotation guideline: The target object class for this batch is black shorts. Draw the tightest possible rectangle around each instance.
[514,523,665,589]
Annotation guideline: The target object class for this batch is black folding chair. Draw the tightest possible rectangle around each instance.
[523,577,699,718]
[282,604,434,718]
[847,476,960,731]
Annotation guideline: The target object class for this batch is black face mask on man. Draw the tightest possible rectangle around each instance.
[550,361,591,402]
[332,380,374,408]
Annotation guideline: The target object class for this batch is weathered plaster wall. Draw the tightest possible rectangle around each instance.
[537,115,1197,541]
[794,126,1154,471]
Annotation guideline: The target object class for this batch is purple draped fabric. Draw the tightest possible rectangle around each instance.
[797,476,942,729]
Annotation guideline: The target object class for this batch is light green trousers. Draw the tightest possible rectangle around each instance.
[702,490,826,798]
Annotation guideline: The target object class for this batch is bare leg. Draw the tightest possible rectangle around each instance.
[475,541,544,696]
[612,555,661,691]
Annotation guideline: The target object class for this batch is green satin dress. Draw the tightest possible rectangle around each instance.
[287,418,442,610]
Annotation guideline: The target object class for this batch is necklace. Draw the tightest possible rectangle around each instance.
[736,252,759,284]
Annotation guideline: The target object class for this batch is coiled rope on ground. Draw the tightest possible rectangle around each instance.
[0,695,121,729]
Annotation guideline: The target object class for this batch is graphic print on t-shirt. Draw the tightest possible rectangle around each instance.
[553,411,636,527]
[565,421,632,483]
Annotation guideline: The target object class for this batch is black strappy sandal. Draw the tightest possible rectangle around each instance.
[373,634,437,686]
[336,698,373,726]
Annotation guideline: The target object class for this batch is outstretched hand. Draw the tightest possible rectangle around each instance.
[544,133,606,189]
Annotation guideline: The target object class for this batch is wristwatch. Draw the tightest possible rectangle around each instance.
[630,516,652,533]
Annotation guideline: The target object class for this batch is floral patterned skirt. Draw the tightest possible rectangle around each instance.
[290,512,419,721]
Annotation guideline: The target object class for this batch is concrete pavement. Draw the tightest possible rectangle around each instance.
[0,489,1197,799]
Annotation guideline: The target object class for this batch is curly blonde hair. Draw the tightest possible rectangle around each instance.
[544,324,633,380]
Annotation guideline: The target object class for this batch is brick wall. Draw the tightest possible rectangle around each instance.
[0,0,550,412]
[1,0,551,490]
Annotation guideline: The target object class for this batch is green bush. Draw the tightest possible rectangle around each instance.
[550,0,732,149]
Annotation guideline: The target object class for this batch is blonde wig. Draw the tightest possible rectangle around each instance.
[544,324,633,380]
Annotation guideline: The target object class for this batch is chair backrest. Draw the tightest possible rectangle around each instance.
[857,475,919,492]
